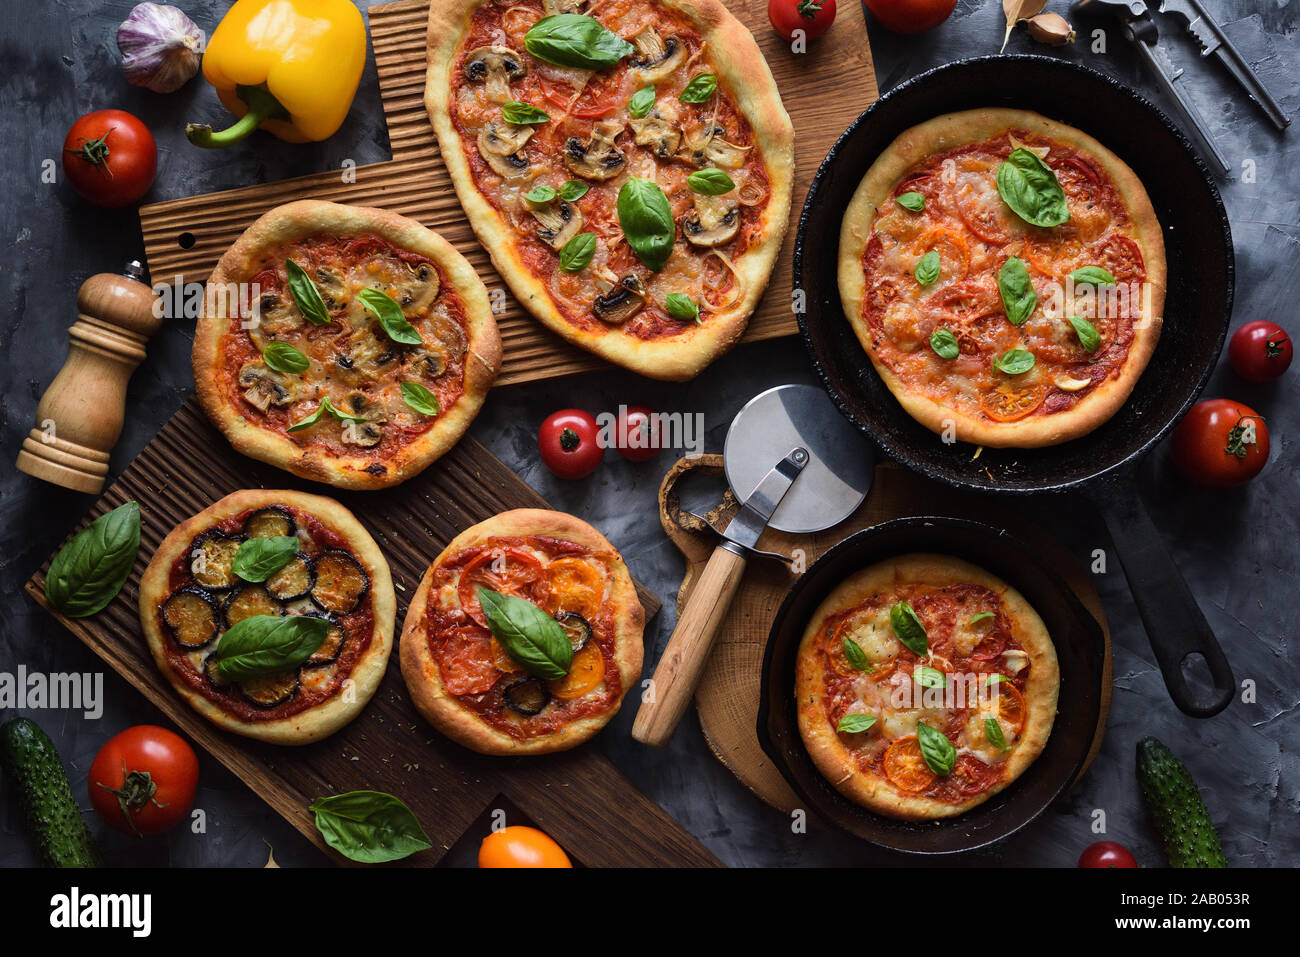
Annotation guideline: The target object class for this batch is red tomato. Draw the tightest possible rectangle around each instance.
[768,0,837,42]
[1171,399,1270,488]
[89,726,198,837]
[538,409,603,479]
[1229,320,1292,383]
[616,405,662,462]
[863,0,957,33]
[1078,841,1139,868]
[62,110,157,208]
[478,826,572,868]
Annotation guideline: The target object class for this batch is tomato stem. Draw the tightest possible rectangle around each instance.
[559,427,580,451]
[1224,414,1264,459]
[798,0,825,17]
[97,764,169,838]
[65,129,116,179]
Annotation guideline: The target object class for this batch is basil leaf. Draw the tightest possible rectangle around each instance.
[617,178,674,271]
[917,722,956,776]
[309,790,433,864]
[896,191,925,211]
[914,665,946,689]
[524,14,633,69]
[665,292,699,324]
[559,179,589,202]
[985,717,1011,752]
[994,348,1036,375]
[231,536,298,583]
[889,601,927,657]
[1070,265,1116,286]
[998,256,1036,326]
[525,184,558,204]
[1067,314,1102,351]
[214,614,328,681]
[288,397,367,432]
[502,100,550,125]
[687,168,735,195]
[842,636,870,672]
[478,587,573,680]
[358,287,423,344]
[996,148,1069,228]
[45,501,141,618]
[679,72,717,103]
[628,84,655,118]
[400,381,440,416]
[838,713,877,734]
[969,611,995,625]
[983,673,1010,686]
[914,250,940,287]
[558,231,597,272]
[262,342,310,374]
[930,328,959,360]
[285,259,332,326]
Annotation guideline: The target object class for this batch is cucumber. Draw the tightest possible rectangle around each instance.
[1136,735,1227,868]
[0,718,103,867]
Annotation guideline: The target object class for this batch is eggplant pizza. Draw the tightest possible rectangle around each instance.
[839,108,1166,447]
[426,0,795,381]
[795,554,1059,820]
[139,490,395,745]
[194,200,501,490]
[400,508,644,755]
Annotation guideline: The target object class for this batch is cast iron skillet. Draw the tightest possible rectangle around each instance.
[757,517,1106,854]
[794,56,1235,717]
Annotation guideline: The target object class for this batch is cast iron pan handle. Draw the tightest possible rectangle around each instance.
[1089,476,1234,717]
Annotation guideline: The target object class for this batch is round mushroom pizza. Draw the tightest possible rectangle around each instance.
[194,200,501,490]
[426,0,795,381]
[838,108,1167,447]
[795,554,1060,820]
[139,490,395,745]
[400,508,644,755]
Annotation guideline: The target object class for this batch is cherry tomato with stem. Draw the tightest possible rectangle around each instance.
[768,0,837,42]
[1171,399,1270,488]
[478,825,572,867]
[62,110,158,208]
[863,0,957,34]
[616,405,662,462]
[1229,320,1292,383]
[88,726,199,837]
[538,409,603,479]
[1078,841,1139,868]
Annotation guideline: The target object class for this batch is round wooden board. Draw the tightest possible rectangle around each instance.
[659,458,1114,814]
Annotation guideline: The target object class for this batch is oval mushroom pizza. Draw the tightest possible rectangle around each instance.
[400,509,644,755]
[139,490,395,745]
[426,0,795,381]
[795,554,1059,820]
[194,200,501,490]
[839,109,1167,447]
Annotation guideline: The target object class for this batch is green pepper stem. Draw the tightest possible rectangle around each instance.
[185,84,289,149]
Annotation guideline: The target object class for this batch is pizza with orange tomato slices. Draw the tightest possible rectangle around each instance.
[426,0,795,381]
[399,508,644,755]
[838,108,1166,448]
[795,554,1059,819]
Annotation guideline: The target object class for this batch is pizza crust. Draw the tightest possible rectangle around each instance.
[838,108,1166,447]
[138,489,395,745]
[426,0,795,381]
[795,553,1060,820]
[194,200,501,490]
[400,508,644,755]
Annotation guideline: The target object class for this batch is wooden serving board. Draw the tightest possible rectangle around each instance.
[139,0,878,387]
[660,459,1114,813]
[24,399,724,868]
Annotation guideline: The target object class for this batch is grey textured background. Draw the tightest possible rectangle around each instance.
[0,0,1295,867]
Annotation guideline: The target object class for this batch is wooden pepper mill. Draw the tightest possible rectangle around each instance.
[15,261,161,494]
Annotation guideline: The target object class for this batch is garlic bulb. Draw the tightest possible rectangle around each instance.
[117,2,202,94]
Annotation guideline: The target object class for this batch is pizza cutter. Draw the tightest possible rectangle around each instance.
[632,384,874,747]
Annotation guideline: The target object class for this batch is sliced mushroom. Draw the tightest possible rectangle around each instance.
[629,102,682,160]
[530,198,585,250]
[463,46,526,103]
[477,123,533,179]
[313,266,347,312]
[162,588,219,649]
[542,0,586,13]
[244,506,295,539]
[629,27,686,84]
[338,329,398,382]
[682,194,740,247]
[250,291,300,337]
[564,120,626,181]
[430,309,469,360]
[684,122,749,169]
[339,392,385,448]
[593,274,647,325]
[238,362,296,413]
[407,344,450,380]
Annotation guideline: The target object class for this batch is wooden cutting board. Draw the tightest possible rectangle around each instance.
[139,0,878,387]
[24,399,722,868]
[659,458,1114,812]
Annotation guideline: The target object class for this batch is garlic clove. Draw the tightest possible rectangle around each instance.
[117,2,203,94]
[1024,12,1076,47]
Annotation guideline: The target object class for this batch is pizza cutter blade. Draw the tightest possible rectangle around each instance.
[632,384,874,747]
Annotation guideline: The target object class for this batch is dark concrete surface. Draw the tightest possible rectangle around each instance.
[0,0,1295,867]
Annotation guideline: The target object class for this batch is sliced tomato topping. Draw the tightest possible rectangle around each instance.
[998,682,1027,733]
[884,735,937,793]
[549,641,605,700]
[932,277,1002,322]
[544,557,605,619]
[914,226,971,281]
[950,754,1002,796]
[980,385,1046,422]
[433,624,500,695]
[828,617,897,680]
[490,636,524,675]
[1088,233,1145,284]
[954,186,1013,245]
[458,547,547,627]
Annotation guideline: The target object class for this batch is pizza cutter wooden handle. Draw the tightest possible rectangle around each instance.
[633,542,748,747]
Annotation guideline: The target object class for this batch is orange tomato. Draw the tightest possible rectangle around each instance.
[829,618,896,681]
[550,641,605,700]
[884,735,937,792]
[545,557,605,619]
[914,226,971,281]
[980,385,1046,423]
[490,637,523,675]
[478,826,573,868]
[998,682,1026,734]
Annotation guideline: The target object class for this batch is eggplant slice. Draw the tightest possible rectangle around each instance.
[190,531,243,590]
[244,506,296,539]
[239,671,300,709]
[162,588,219,649]
[555,612,592,652]
[222,585,285,629]
[311,550,369,615]
[306,619,347,666]
[502,676,550,716]
[266,554,315,601]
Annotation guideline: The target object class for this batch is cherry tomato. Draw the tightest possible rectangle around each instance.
[88,726,199,837]
[616,405,662,462]
[862,0,957,33]
[1078,841,1139,868]
[478,825,573,868]
[768,0,837,42]
[1229,320,1292,383]
[1171,399,1270,488]
[62,110,157,208]
[538,409,603,479]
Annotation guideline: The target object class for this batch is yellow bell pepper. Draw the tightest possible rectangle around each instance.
[186,0,367,148]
